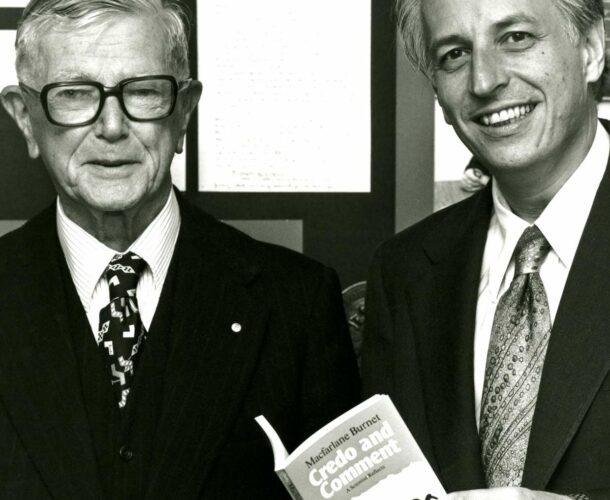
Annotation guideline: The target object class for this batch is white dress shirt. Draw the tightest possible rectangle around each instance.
[57,189,181,340]
[474,121,610,427]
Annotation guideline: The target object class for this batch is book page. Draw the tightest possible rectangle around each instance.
[197,0,371,192]
[284,395,446,499]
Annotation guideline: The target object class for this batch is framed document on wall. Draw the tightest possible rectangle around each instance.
[197,0,371,193]
[186,0,396,286]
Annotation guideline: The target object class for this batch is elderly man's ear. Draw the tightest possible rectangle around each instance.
[175,80,202,154]
[1,85,40,159]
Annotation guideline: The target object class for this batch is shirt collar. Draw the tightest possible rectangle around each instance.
[489,120,609,297]
[57,189,181,310]
[536,121,609,269]
[129,190,181,290]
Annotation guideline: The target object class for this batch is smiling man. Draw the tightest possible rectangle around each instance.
[362,0,610,498]
[0,1,360,498]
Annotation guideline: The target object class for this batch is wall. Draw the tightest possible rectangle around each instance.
[394,37,435,233]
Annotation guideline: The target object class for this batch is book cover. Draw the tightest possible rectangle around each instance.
[256,394,446,499]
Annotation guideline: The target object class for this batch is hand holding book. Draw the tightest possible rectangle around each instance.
[256,394,447,500]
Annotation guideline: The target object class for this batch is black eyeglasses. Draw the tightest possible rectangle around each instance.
[19,75,192,127]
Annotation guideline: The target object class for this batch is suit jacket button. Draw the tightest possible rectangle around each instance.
[119,445,134,462]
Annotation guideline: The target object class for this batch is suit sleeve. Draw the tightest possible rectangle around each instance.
[298,266,361,439]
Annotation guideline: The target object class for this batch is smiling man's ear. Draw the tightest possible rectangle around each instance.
[581,17,605,87]
[175,80,202,154]
[1,85,40,159]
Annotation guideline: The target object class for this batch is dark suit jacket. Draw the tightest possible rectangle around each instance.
[362,145,610,498]
[0,195,360,499]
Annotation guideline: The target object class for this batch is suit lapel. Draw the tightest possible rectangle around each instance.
[523,149,610,487]
[146,204,271,497]
[0,209,103,499]
[415,188,492,490]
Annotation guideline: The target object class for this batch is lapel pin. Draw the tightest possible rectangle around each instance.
[231,322,242,333]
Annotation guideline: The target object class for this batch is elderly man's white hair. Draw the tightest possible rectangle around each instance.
[16,0,192,84]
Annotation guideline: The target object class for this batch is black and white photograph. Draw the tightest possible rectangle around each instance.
[0,0,609,498]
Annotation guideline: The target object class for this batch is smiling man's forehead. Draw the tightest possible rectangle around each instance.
[428,13,543,56]
[424,0,555,45]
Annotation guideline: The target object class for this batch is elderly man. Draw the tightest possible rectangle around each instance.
[362,0,610,498]
[0,1,360,498]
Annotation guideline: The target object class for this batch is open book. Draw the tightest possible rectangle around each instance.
[255,394,446,500]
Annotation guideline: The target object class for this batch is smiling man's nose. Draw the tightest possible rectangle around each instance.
[94,96,129,141]
[468,48,509,97]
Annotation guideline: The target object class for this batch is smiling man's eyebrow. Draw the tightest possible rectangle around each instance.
[493,13,539,32]
[429,13,539,56]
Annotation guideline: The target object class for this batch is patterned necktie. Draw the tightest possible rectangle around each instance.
[480,225,552,486]
[98,252,147,409]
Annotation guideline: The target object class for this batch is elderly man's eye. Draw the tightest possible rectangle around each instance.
[128,88,161,97]
[51,87,97,102]
[56,88,91,99]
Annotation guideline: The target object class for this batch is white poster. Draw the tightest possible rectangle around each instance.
[434,101,471,182]
[197,0,371,192]
[0,30,17,90]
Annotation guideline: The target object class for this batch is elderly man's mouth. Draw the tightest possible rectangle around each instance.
[87,160,138,167]
[478,104,536,127]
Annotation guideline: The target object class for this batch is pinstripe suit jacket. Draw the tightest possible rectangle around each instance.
[0,196,360,499]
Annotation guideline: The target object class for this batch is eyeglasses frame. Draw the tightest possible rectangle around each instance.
[19,75,192,127]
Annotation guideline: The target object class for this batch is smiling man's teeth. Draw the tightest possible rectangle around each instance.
[481,104,534,126]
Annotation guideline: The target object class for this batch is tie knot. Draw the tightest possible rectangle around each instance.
[105,252,146,299]
[513,225,550,275]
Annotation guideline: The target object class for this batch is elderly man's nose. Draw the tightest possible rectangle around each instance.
[95,96,128,141]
